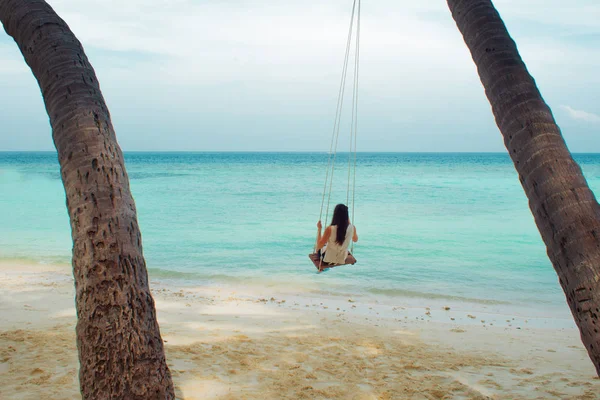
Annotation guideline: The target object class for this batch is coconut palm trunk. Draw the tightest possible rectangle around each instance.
[0,0,174,397]
[447,0,600,374]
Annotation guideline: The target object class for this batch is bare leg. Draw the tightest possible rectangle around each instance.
[345,253,357,265]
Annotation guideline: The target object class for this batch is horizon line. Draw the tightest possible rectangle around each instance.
[2,150,600,155]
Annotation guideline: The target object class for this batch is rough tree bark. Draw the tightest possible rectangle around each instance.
[447,0,600,374]
[0,0,175,397]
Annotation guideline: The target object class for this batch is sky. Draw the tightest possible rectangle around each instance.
[0,0,599,152]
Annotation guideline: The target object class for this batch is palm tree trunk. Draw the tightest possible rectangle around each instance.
[0,0,174,397]
[447,0,600,374]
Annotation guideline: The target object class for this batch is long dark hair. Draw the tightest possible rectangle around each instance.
[330,204,350,245]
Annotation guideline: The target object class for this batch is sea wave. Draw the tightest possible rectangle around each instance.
[366,287,512,305]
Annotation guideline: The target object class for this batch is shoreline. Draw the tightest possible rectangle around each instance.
[0,259,575,328]
[1,261,599,399]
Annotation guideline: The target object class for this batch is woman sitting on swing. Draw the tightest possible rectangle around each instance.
[315,203,358,269]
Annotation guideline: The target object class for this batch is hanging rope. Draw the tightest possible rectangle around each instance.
[315,0,361,254]
[320,0,357,224]
[315,0,357,251]
[346,0,360,220]
[350,0,361,252]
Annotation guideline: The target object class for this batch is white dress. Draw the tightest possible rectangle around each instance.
[323,224,354,264]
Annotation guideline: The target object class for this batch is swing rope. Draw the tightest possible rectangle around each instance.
[350,0,361,252]
[321,0,357,224]
[315,0,360,253]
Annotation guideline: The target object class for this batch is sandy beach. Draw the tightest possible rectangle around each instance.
[1,261,599,400]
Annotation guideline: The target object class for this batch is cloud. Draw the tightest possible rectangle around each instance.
[560,105,600,123]
[37,0,599,95]
[42,0,472,86]
[1,0,599,151]
[42,0,484,121]
[494,0,600,31]
[0,44,30,75]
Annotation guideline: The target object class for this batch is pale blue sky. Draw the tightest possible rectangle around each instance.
[0,0,598,152]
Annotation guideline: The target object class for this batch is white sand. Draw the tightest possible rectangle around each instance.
[1,262,599,399]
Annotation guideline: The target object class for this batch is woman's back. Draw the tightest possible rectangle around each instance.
[323,224,354,264]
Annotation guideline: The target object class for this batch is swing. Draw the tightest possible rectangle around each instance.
[309,252,357,270]
[309,0,361,272]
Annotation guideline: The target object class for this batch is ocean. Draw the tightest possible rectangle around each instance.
[2,151,600,320]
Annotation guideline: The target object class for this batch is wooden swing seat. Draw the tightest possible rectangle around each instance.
[308,252,357,271]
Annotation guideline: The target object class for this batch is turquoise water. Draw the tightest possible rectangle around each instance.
[2,152,600,316]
